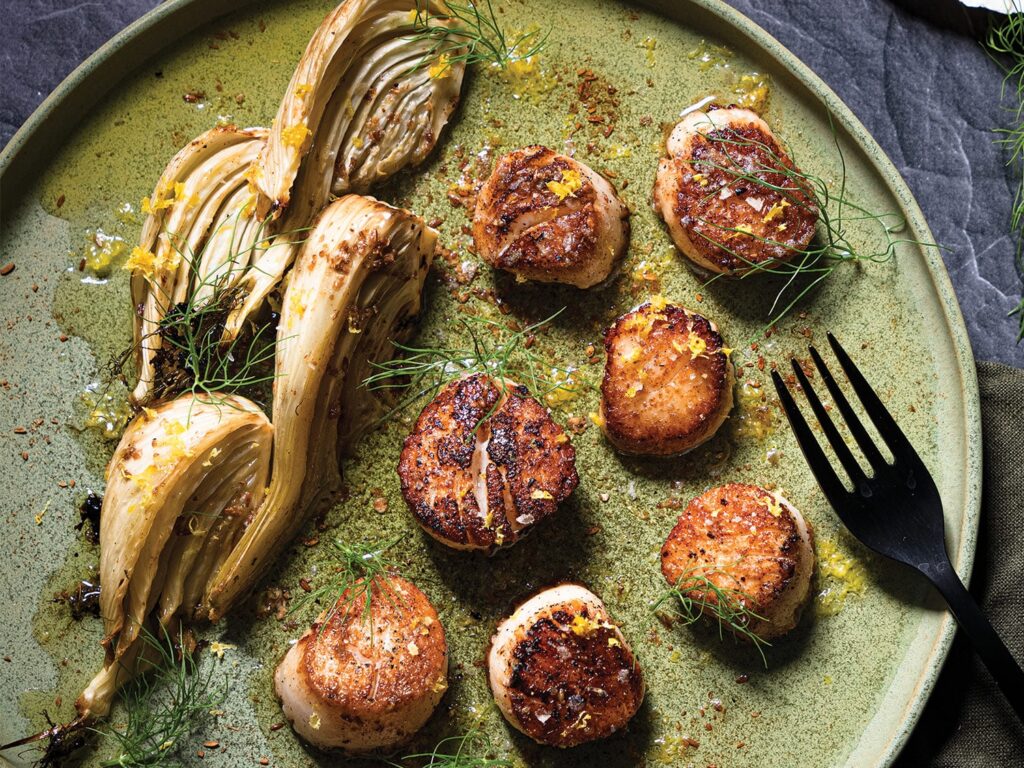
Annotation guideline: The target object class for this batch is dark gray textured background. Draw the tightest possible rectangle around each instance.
[2,1,1024,766]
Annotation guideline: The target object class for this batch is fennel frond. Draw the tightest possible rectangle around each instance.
[94,626,227,768]
[362,309,583,421]
[652,568,771,667]
[287,535,407,635]
[409,0,548,75]
[390,728,512,767]
[986,3,1024,341]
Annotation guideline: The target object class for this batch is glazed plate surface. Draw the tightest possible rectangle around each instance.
[0,1,981,766]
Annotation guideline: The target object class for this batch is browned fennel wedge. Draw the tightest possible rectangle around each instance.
[229,0,464,336]
[76,394,272,719]
[202,194,436,621]
[128,126,270,405]
[253,0,465,220]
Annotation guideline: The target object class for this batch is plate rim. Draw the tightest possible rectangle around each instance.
[0,1,983,766]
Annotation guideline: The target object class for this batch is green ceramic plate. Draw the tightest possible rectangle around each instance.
[0,1,981,767]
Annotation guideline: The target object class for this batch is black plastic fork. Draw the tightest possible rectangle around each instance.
[771,332,1024,721]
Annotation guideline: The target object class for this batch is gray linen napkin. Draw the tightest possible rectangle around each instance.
[895,361,1024,766]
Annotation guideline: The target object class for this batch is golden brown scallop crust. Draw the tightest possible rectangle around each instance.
[660,483,814,639]
[472,145,629,287]
[655,109,817,274]
[506,605,644,747]
[599,302,733,456]
[299,576,447,720]
[397,373,578,551]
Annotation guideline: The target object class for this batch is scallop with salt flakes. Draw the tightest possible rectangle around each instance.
[599,300,733,456]
[275,575,448,755]
[660,483,815,642]
[488,584,645,747]
[654,106,818,276]
[472,146,630,288]
[398,373,578,552]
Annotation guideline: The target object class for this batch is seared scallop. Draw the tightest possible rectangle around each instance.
[472,146,629,288]
[599,299,733,456]
[274,575,447,754]
[653,106,818,275]
[398,373,578,552]
[660,483,815,641]
[488,584,645,747]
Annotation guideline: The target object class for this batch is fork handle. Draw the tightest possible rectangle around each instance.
[928,561,1024,722]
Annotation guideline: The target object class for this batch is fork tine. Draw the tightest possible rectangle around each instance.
[770,370,849,508]
[809,346,888,471]
[789,359,866,486]
[826,333,915,462]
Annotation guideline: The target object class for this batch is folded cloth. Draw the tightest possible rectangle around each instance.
[896,361,1024,766]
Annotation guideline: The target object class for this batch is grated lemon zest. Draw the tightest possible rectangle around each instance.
[761,494,783,518]
[687,334,707,359]
[762,198,790,223]
[209,641,236,659]
[282,122,311,149]
[546,168,583,200]
[570,615,600,635]
[429,53,452,80]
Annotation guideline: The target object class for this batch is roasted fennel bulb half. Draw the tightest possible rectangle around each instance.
[128,126,278,405]
[255,0,465,220]
[203,194,437,620]
[76,394,272,720]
